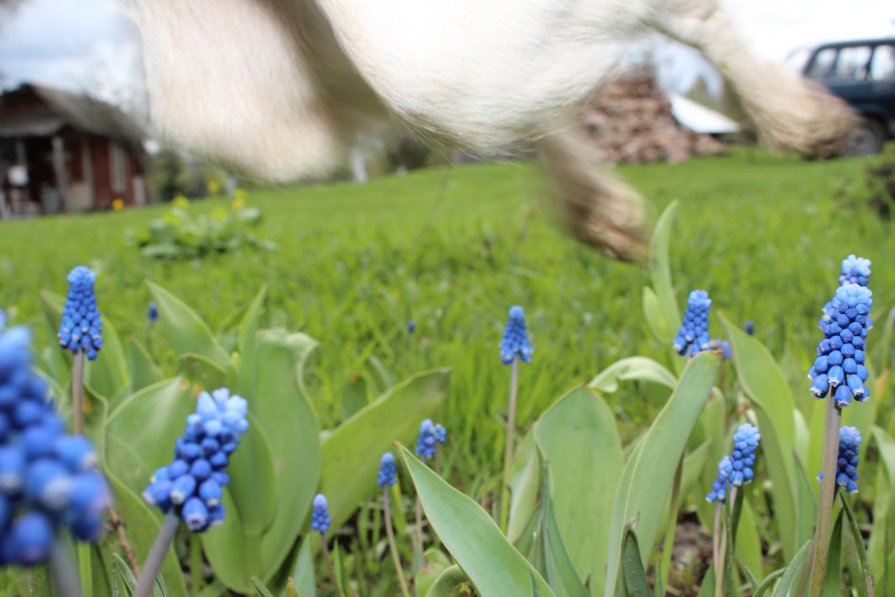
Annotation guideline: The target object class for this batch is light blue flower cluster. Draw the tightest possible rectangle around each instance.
[706,456,732,503]
[839,255,871,287]
[706,424,761,503]
[673,290,712,357]
[311,493,331,533]
[819,426,861,493]
[142,388,248,532]
[810,284,873,407]
[377,452,397,488]
[415,419,437,460]
[434,423,447,446]
[57,266,103,360]
[0,321,110,565]
[499,306,533,365]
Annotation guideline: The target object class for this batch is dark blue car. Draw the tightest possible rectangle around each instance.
[803,38,895,156]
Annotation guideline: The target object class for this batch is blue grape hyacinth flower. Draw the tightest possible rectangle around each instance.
[415,419,437,460]
[377,452,397,488]
[706,456,732,503]
[434,423,447,445]
[728,423,761,485]
[673,290,712,357]
[142,388,248,532]
[818,426,861,493]
[839,255,871,287]
[706,423,761,502]
[148,301,159,323]
[0,319,111,566]
[809,283,873,407]
[499,306,533,365]
[311,493,331,534]
[57,266,103,360]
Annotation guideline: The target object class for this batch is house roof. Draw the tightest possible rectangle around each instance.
[0,83,145,142]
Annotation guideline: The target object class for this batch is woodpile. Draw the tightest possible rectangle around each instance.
[580,77,727,164]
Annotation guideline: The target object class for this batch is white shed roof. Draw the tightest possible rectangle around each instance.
[668,93,741,135]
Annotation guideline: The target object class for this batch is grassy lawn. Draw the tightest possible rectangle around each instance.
[0,147,891,492]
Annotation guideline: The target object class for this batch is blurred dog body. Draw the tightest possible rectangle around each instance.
[132,0,853,261]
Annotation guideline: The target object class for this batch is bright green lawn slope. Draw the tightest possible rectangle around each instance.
[0,148,891,487]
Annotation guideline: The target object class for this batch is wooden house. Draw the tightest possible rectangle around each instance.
[0,83,149,217]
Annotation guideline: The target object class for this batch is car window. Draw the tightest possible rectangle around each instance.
[870,45,895,80]
[833,45,872,80]
[806,47,837,79]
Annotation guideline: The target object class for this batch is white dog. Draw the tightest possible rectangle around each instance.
[131,0,853,261]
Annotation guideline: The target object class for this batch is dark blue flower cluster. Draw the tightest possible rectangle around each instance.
[819,426,861,493]
[311,493,331,533]
[142,388,248,532]
[673,290,712,357]
[147,301,159,323]
[57,266,103,360]
[415,419,437,460]
[810,284,872,407]
[705,424,761,503]
[0,321,110,565]
[499,306,533,365]
[377,452,397,488]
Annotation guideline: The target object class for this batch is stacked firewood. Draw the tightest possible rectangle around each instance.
[580,77,727,164]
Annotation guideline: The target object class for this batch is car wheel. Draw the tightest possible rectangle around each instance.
[843,118,884,157]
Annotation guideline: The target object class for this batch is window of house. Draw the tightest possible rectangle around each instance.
[110,142,127,193]
[870,45,895,81]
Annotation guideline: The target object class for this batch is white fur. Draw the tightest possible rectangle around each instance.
[132,0,854,260]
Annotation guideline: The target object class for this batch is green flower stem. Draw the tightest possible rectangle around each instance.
[711,502,722,593]
[77,542,92,597]
[500,358,520,533]
[383,489,411,597]
[72,351,85,435]
[414,495,425,564]
[659,457,683,594]
[714,486,738,597]
[809,398,842,597]
[189,533,203,595]
[134,512,180,597]
[320,533,345,597]
[49,541,83,597]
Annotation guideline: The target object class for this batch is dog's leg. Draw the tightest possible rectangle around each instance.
[650,0,855,156]
[537,126,647,263]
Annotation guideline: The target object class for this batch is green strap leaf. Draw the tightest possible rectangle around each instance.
[648,200,681,332]
[771,540,812,597]
[605,352,719,596]
[398,445,556,597]
[426,565,471,597]
[588,357,677,394]
[146,281,230,369]
[621,527,650,597]
[322,370,450,531]
[535,386,622,588]
[722,314,799,559]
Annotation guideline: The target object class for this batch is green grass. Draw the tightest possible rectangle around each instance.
[1,147,892,493]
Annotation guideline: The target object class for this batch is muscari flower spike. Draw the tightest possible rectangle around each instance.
[500,306,533,365]
[142,388,249,532]
[57,266,103,360]
[407,320,416,334]
[415,419,437,460]
[809,283,873,407]
[377,452,397,488]
[0,319,110,566]
[818,426,861,493]
[706,456,732,503]
[311,493,331,533]
[434,423,447,445]
[148,301,159,323]
[673,290,712,357]
[706,423,761,503]
[823,255,871,317]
